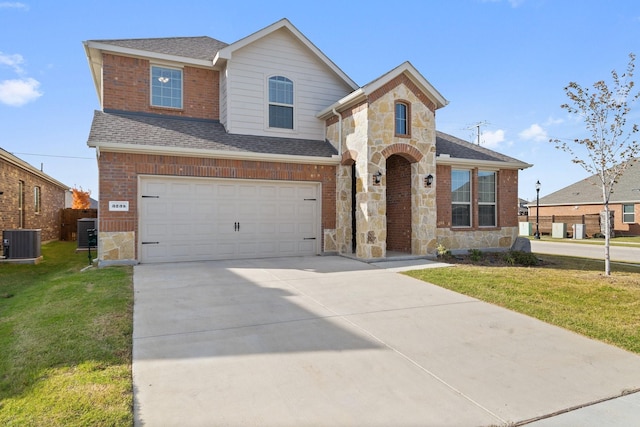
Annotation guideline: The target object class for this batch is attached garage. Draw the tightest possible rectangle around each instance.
[138,176,321,263]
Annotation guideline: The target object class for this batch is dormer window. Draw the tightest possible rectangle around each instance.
[151,65,183,109]
[395,101,410,137]
[268,76,293,129]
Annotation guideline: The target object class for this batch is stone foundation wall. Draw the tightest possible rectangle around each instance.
[436,227,518,254]
[99,231,135,262]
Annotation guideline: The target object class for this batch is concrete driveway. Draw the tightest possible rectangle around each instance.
[133,256,640,426]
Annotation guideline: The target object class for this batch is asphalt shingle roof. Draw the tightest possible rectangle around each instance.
[538,158,640,205]
[435,131,525,164]
[88,110,339,158]
[89,36,228,61]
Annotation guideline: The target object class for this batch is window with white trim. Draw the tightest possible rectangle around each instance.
[623,204,635,223]
[478,171,496,226]
[452,169,471,227]
[395,101,409,136]
[151,65,183,109]
[268,76,293,129]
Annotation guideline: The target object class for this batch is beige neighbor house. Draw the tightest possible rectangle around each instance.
[529,158,640,236]
[83,18,531,265]
[0,147,70,242]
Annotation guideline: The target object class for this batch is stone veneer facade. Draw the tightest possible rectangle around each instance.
[328,78,438,259]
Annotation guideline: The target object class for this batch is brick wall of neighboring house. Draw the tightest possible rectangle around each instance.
[102,53,219,120]
[0,159,66,241]
[98,152,337,256]
[531,203,640,235]
[436,164,519,229]
[385,154,412,252]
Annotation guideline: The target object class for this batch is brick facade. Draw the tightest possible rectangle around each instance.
[386,154,412,252]
[436,165,518,230]
[0,158,67,241]
[102,53,219,120]
[98,152,337,257]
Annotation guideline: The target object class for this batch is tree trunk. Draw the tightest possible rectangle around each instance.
[604,203,611,276]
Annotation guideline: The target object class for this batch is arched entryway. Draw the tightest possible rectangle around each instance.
[386,154,412,253]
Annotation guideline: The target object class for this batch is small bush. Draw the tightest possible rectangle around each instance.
[469,249,483,262]
[436,243,451,258]
[503,250,539,266]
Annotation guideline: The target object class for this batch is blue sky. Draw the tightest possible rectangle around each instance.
[1,0,639,202]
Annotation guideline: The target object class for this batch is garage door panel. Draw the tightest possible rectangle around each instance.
[140,177,319,263]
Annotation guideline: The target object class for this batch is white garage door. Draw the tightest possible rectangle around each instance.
[139,176,320,263]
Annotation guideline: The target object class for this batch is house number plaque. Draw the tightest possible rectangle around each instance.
[109,201,129,211]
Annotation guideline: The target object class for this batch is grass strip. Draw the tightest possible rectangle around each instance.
[0,241,133,426]
[405,255,640,354]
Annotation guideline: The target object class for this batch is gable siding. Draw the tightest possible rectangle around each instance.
[224,28,353,139]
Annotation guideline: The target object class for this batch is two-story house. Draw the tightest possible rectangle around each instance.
[84,18,531,265]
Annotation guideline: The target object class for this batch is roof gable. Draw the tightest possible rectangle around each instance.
[539,158,640,205]
[318,61,448,118]
[213,18,358,91]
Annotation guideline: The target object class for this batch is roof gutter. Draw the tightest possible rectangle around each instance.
[90,142,341,166]
[436,155,532,170]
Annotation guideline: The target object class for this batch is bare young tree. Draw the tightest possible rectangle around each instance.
[552,53,640,275]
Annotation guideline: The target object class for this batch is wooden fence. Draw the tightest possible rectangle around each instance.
[519,214,601,237]
[60,208,97,241]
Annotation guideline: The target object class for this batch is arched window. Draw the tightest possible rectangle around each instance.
[395,101,410,136]
[268,76,293,129]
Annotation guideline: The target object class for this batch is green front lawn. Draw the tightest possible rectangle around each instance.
[0,241,133,426]
[405,255,640,354]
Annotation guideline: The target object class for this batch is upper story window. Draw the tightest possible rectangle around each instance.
[452,169,471,227]
[151,65,183,109]
[623,204,635,223]
[395,101,410,137]
[34,186,41,214]
[268,76,293,129]
[478,171,496,227]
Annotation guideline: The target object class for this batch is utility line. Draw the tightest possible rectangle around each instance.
[11,152,94,160]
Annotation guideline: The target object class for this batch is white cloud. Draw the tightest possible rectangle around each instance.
[0,52,25,74]
[0,78,42,106]
[519,123,549,142]
[0,2,29,10]
[544,116,564,126]
[481,129,506,148]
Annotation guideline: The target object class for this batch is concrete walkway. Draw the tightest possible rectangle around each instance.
[133,256,640,426]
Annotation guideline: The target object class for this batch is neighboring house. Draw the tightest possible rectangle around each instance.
[0,147,70,241]
[529,159,640,236]
[518,198,530,216]
[84,18,531,265]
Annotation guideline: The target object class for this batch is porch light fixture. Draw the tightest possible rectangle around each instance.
[373,170,382,185]
[534,180,541,239]
[424,174,434,187]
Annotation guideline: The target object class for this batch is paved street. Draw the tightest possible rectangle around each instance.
[530,240,640,264]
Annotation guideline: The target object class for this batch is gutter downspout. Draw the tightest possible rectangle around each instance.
[332,108,343,157]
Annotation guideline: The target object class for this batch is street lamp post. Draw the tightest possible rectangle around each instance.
[534,180,541,239]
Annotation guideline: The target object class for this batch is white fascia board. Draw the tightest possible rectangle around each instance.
[436,156,533,170]
[83,43,103,106]
[362,61,448,110]
[84,41,213,68]
[91,142,341,166]
[213,18,358,90]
